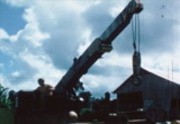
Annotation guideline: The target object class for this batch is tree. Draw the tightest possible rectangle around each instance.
[0,84,12,109]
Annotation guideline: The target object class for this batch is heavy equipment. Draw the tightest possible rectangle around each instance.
[15,0,143,123]
[55,0,143,97]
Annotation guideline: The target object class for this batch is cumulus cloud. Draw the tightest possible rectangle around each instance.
[0,28,9,39]
[0,1,58,90]
[0,0,180,97]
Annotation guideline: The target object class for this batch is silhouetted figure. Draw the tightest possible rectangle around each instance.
[105,92,110,101]
[35,78,54,113]
[36,78,54,96]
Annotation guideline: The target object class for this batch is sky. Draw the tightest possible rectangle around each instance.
[0,0,180,98]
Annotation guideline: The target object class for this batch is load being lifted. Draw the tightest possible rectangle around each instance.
[15,0,143,123]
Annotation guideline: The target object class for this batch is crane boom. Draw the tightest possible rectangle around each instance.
[55,0,143,95]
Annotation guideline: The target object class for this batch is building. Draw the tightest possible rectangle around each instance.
[113,68,180,122]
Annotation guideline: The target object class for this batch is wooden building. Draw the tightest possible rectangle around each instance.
[113,68,180,122]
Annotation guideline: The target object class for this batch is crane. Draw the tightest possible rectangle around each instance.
[15,1,144,123]
[55,0,143,96]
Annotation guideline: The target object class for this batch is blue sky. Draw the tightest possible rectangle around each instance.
[0,1,25,35]
[0,0,180,98]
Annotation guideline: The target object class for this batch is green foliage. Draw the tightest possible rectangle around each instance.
[0,84,12,109]
[0,108,14,124]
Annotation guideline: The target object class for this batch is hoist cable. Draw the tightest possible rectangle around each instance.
[131,14,141,52]
[131,15,137,51]
[137,14,141,52]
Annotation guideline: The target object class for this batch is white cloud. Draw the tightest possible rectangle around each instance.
[109,1,127,18]
[96,51,132,68]
[0,2,54,90]
[81,72,129,97]
[77,29,93,56]
[0,28,9,39]
[11,71,20,77]
[20,50,64,81]
[1,0,180,97]
[0,74,13,90]
[22,8,50,47]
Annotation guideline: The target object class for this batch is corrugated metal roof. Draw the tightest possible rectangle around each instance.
[113,68,180,95]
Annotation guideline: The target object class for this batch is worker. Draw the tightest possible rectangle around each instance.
[36,78,54,96]
[34,78,54,112]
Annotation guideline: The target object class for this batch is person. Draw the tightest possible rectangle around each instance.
[36,78,54,96]
[35,78,54,112]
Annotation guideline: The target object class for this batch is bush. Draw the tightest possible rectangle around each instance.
[0,84,12,109]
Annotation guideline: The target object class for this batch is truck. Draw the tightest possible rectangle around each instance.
[15,0,143,123]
